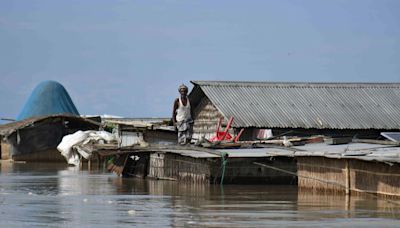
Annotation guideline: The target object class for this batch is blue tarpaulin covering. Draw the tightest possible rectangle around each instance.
[17,81,80,120]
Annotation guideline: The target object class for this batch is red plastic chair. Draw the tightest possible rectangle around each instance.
[210,117,244,143]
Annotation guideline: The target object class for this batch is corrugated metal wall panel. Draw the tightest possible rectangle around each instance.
[191,81,400,129]
[120,131,143,147]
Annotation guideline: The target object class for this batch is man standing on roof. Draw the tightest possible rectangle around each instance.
[172,84,194,145]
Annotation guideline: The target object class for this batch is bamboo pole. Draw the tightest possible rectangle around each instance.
[345,159,350,195]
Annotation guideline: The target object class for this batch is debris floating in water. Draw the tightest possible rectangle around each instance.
[127,210,136,215]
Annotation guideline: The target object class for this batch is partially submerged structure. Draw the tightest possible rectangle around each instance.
[269,142,400,197]
[90,140,400,197]
[90,80,398,197]
[94,144,297,185]
[0,115,100,161]
[189,81,400,140]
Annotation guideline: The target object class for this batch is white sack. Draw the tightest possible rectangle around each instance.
[57,130,116,166]
[57,131,88,166]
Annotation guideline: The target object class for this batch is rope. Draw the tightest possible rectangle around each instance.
[253,162,346,188]
[107,156,115,164]
[220,152,228,185]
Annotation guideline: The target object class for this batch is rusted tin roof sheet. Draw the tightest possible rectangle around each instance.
[191,81,400,129]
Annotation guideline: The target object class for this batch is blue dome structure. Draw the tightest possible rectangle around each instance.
[17,81,80,120]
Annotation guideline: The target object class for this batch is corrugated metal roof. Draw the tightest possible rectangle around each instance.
[191,81,400,129]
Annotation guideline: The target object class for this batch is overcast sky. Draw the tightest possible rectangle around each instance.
[1,0,399,122]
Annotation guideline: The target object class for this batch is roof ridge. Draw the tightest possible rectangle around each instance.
[191,80,400,87]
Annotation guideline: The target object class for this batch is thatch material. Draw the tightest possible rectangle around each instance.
[349,159,400,197]
[298,157,400,197]
[220,157,297,184]
[297,157,347,193]
[147,152,297,185]
[192,96,234,140]
[148,152,210,184]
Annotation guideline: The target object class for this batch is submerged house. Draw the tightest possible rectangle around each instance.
[184,81,400,195]
[0,81,99,161]
[189,81,400,141]
[0,115,99,161]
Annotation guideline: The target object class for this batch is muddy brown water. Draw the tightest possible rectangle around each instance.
[1,161,400,227]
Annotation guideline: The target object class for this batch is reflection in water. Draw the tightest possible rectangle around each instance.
[0,161,400,227]
[297,189,400,220]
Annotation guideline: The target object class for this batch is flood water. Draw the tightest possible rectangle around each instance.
[1,161,400,227]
